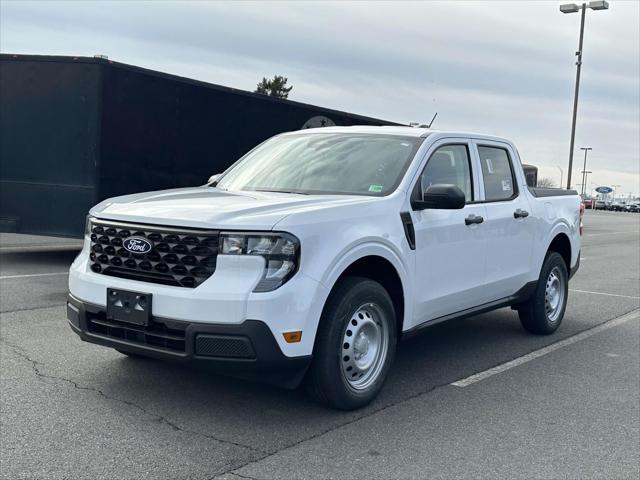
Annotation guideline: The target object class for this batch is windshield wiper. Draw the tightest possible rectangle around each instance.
[252,188,310,195]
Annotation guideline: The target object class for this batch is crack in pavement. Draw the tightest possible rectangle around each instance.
[205,458,265,480]
[210,306,640,480]
[226,472,260,480]
[6,305,639,480]
[0,337,268,458]
[209,380,454,480]
[0,302,68,315]
[1,320,451,480]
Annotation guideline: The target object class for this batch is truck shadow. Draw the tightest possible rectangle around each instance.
[86,307,544,452]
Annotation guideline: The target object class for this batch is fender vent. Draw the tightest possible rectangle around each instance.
[400,212,416,250]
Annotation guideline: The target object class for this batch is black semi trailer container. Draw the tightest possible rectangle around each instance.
[0,54,399,237]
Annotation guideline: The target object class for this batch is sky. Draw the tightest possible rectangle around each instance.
[2,0,639,197]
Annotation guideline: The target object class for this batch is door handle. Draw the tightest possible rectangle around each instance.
[465,214,484,225]
[514,209,529,219]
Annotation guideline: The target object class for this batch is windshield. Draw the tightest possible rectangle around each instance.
[217,133,423,196]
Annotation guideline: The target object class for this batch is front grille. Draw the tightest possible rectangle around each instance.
[86,311,187,353]
[89,220,219,288]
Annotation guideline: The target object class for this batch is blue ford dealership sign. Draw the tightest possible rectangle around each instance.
[595,186,613,194]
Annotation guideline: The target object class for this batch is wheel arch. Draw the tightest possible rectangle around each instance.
[320,245,410,341]
[333,256,405,338]
[546,232,572,272]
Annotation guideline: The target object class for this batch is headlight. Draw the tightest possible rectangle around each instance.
[220,232,300,292]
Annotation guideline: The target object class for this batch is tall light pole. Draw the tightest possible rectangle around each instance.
[581,170,592,196]
[580,147,592,195]
[556,166,564,188]
[560,1,609,189]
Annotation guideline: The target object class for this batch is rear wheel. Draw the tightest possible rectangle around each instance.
[306,277,397,410]
[518,252,568,335]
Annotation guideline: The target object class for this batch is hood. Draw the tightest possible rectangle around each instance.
[90,186,375,230]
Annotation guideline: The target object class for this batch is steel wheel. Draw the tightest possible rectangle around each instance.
[340,303,389,391]
[545,266,565,323]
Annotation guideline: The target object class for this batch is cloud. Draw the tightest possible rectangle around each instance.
[2,0,638,193]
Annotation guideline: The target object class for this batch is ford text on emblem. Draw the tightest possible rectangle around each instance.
[123,237,153,254]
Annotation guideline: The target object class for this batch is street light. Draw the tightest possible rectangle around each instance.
[560,1,609,190]
[580,147,592,195]
[556,166,564,188]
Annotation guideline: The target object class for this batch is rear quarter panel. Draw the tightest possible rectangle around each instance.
[525,190,581,281]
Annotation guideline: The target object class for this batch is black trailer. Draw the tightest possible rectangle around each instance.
[522,164,539,188]
[0,54,398,237]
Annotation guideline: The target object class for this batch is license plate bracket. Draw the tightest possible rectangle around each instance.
[106,288,152,326]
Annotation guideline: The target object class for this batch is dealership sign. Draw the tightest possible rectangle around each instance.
[302,116,336,129]
[595,186,613,194]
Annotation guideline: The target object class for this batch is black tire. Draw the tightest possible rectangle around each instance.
[306,276,397,410]
[518,252,568,335]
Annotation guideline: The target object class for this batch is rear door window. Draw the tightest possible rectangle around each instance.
[478,146,517,201]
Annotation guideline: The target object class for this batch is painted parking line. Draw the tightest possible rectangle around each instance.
[570,289,640,300]
[0,244,82,253]
[451,308,639,388]
[584,231,632,237]
[0,272,68,280]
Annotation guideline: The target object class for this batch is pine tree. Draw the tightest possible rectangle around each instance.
[255,75,293,99]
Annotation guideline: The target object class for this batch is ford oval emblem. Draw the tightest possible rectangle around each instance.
[123,236,153,254]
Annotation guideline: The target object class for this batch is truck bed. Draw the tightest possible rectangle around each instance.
[528,187,579,198]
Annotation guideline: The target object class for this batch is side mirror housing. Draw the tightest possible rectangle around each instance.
[412,184,466,210]
[207,174,221,186]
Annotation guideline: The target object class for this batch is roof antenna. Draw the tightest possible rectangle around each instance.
[425,112,438,128]
[410,112,438,128]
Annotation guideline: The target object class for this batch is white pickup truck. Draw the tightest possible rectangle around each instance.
[68,126,582,409]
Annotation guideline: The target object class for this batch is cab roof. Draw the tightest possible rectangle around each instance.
[284,125,510,143]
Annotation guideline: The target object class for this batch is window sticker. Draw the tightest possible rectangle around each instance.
[502,179,512,191]
[485,158,494,174]
[368,184,384,193]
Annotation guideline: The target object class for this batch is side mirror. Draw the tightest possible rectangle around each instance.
[207,174,221,186]
[412,184,466,210]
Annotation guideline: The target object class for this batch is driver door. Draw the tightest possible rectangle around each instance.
[411,141,489,326]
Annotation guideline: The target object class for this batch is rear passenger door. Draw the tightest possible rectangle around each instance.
[473,140,534,300]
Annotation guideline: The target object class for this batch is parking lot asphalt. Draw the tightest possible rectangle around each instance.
[1,210,638,480]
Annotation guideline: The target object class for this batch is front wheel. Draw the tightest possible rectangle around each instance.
[517,252,568,335]
[306,277,397,410]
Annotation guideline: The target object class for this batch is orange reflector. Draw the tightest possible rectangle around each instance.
[283,331,302,343]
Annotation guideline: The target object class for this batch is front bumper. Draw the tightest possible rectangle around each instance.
[69,243,328,358]
[66,293,311,388]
